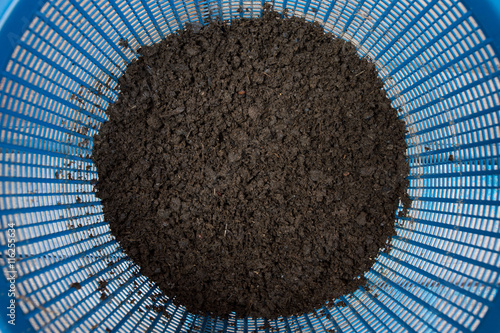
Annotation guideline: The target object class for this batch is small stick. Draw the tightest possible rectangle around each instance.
[224,224,228,237]
[355,70,365,77]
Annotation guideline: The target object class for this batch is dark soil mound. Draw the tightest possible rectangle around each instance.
[93,9,410,318]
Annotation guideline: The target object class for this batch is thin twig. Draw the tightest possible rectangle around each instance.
[19,295,54,313]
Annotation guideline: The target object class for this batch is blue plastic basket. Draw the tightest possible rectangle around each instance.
[0,0,499,332]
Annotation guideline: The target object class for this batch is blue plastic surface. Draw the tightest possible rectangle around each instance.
[0,0,499,332]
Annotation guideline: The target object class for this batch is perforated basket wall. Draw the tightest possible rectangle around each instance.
[0,0,499,332]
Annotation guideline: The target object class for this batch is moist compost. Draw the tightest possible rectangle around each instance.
[93,9,410,318]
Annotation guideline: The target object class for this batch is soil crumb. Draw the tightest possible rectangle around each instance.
[69,282,81,290]
[93,9,410,318]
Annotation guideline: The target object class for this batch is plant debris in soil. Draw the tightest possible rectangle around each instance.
[93,8,410,318]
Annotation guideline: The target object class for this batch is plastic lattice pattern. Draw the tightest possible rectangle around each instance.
[0,0,499,332]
